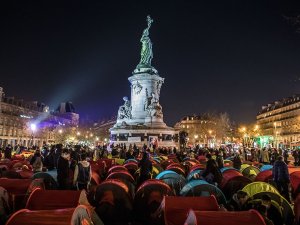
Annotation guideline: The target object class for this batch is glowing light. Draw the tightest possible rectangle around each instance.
[21,115,33,119]
[96,137,99,141]
[208,130,212,134]
[30,124,36,132]
[194,134,198,139]
[90,133,93,137]
[77,132,81,136]
[59,129,63,134]
[104,138,107,142]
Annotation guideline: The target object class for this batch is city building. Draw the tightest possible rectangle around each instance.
[93,117,116,144]
[174,113,234,148]
[256,94,300,148]
[175,114,217,147]
[0,87,79,147]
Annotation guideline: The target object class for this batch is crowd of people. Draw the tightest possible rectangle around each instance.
[0,142,298,225]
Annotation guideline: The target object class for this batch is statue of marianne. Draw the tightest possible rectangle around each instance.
[139,15,153,66]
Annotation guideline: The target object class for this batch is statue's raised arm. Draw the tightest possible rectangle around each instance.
[139,15,154,67]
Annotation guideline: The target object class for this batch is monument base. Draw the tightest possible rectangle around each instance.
[110,125,178,148]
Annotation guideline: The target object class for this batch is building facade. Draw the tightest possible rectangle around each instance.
[256,94,300,148]
[0,87,79,147]
[174,113,234,148]
[174,114,217,147]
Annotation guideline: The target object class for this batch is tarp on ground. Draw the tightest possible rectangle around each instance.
[156,170,186,195]
[184,209,266,225]
[180,180,227,205]
[164,196,219,225]
[242,182,279,197]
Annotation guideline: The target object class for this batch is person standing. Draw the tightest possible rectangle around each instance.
[201,154,223,186]
[4,145,12,159]
[283,149,289,165]
[57,149,71,190]
[215,150,224,169]
[73,153,91,190]
[233,153,242,170]
[261,148,270,164]
[138,152,152,186]
[32,151,43,173]
[272,156,290,202]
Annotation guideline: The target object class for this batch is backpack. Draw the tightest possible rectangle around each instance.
[77,163,90,184]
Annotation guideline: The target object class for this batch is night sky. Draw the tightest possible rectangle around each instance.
[1,0,300,126]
